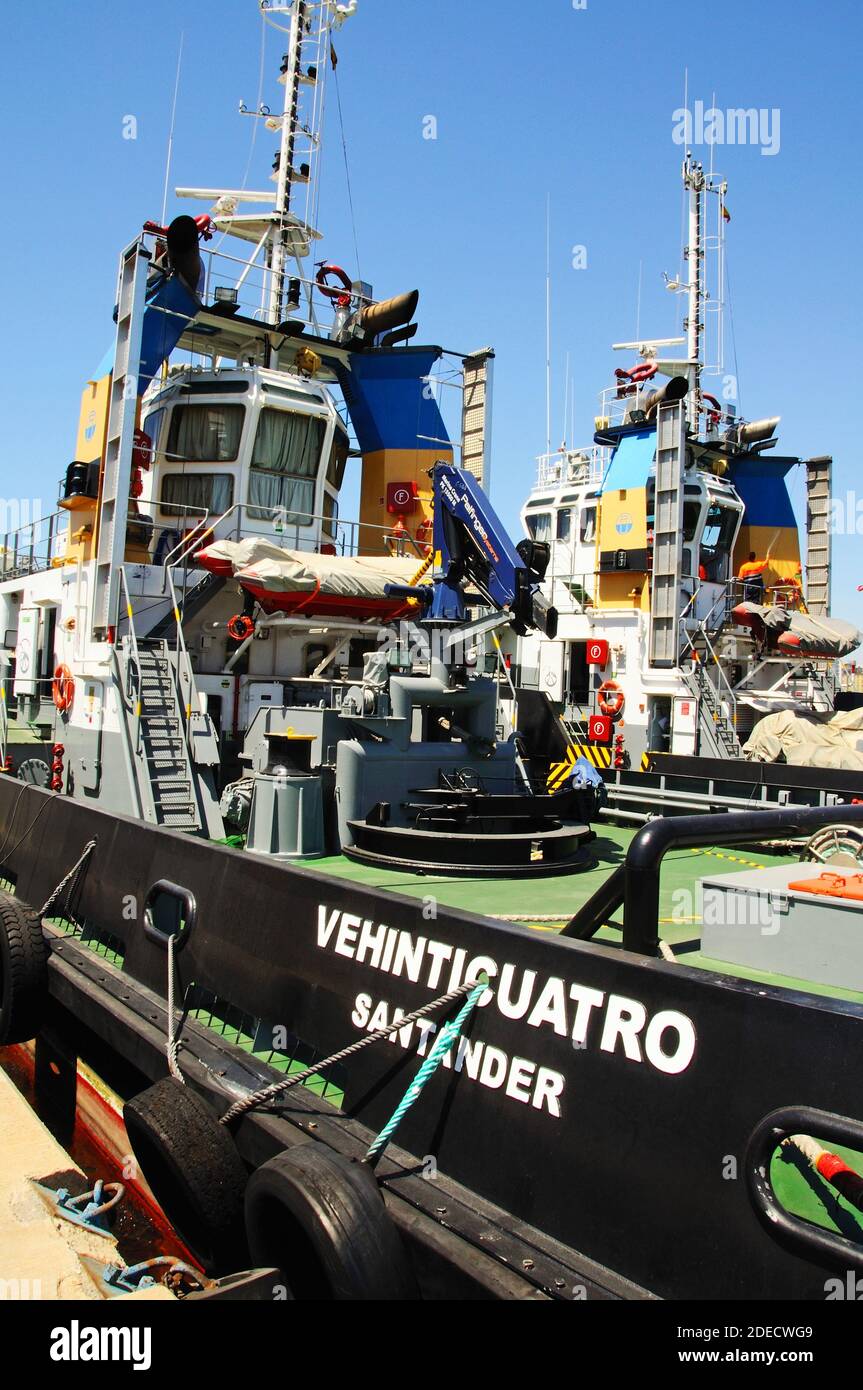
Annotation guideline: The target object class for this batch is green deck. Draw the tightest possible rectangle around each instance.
[314,824,863,1005]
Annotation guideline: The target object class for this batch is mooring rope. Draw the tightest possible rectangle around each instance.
[219,975,487,1127]
[38,839,98,919]
[364,976,488,1166]
[166,931,185,1085]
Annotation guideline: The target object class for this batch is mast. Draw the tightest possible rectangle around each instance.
[261,0,353,329]
[269,0,306,326]
[683,152,705,426]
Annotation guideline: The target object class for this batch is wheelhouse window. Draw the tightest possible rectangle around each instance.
[326,430,350,491]
[160,473,233,517]
[525,511,552,542]
[701,503,738,551]
[579,506,596,543]
[556,508,573,542]
[683,501,702,542]
[141,408,166,460]
[322,490,339,542]
[166,404,244,462]
[248,408,325,522]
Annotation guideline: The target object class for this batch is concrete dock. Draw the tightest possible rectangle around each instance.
[0,1066,173,1302]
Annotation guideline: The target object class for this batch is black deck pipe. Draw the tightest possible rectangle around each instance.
[561,802,863,952]
[560,864,625,940]
[622,803,863,958]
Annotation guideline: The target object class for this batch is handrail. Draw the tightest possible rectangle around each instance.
[0,678,8,768]
[1,509,67,578]
[119,566,144,755]
[563,802,863,952]
[109,644,146,821]
[161,500,426,588]
[622,803,863,956]
[164,563,198,764]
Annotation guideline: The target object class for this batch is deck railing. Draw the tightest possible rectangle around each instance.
[1,510,67,579]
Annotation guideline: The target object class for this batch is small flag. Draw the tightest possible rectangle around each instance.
[330,39,338,70]
[721,203,731,223]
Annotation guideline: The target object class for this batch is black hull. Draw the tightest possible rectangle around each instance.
[2,777,863,1300]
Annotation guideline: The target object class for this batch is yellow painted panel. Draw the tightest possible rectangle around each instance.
[596,486,650,610]
[733,524,802,585]
[75,375,112,464]
[358,446,450,555]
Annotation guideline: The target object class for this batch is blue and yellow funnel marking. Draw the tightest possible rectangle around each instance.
[336,348,452,554]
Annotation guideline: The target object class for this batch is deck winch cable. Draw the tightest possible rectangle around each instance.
[364,975,489,1167]
[219,973,489,1127]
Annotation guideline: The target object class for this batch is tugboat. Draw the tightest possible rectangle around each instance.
[511,156,862,819]
[1,1,863,1302]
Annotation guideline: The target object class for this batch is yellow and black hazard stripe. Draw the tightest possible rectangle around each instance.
[547,741,612,790]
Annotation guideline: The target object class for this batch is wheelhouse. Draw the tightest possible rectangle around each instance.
[138,365,350,559]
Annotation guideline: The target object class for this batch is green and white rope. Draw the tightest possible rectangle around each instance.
[364,974,489,1165]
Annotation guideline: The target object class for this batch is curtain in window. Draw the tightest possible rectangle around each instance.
[527,512,552,543]
[167,405,244,462]
[161,473,233,516]
[248,410,324,521]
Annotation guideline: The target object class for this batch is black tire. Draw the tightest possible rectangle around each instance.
[0,891,48,1045]
[244,1143,419,1300]
[123,1077,249,1274]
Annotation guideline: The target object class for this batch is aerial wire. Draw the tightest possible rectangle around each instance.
[160,33,185,226]
[332,41,362,280]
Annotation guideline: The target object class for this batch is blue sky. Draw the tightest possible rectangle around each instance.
[2,0,861,622]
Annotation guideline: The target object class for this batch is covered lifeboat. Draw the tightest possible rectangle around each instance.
[196,537,422,621]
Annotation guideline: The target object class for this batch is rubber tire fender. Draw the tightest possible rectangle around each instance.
[244,1143,419,1300]
[123,1077,249,1275]
[0,890,48,1045]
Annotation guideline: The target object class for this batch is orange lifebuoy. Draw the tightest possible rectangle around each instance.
[52,664,75,714]
[315,262,352,309]
[227,614,255,642]
[597,680,625,719]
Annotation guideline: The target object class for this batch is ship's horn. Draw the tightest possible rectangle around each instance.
[643,375,689,417]
[359,290,419,341]
[166,215,203,299]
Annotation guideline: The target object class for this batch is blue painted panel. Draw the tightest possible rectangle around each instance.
[728,458,797,529]
[335,348,450,454]
[601,429,656,493]
[137,273,201,390]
